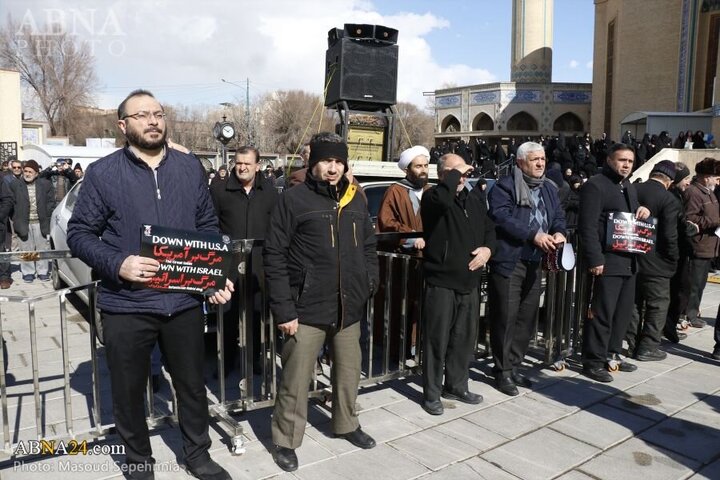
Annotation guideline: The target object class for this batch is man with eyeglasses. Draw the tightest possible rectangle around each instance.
[420,153,496,415]
[67,89,233,480]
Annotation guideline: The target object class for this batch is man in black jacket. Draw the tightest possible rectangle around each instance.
[578,143,650,382]
[10,159,56,282]
[420,153,496,415]
[263,133,379,472]
[210,145,278,374]
[625,161,679,361]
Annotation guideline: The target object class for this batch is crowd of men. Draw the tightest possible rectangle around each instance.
[5,87,717,479]
[0,156,83,287]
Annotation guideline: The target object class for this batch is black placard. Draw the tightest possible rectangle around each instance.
[140,225,232,294]
[605,212,657,254]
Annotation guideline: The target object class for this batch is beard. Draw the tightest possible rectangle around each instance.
[125,125,167,150]
[407,172,428,189]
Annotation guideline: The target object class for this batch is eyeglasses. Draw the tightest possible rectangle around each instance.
[121,111,166,121]
[11,166,21,170]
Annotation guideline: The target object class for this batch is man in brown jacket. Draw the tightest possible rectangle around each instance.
[378,145,431,250]
[683,157,720,329]
[377,146,431,357]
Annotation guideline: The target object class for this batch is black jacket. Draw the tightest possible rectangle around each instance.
[422,169,496,291]
[210,172,278,281]
[263,174,379,329]
[578,166,639,276]
[10,177,56,239]
[635,179,679,277]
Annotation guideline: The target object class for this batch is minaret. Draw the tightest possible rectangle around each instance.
[511,0,553,83]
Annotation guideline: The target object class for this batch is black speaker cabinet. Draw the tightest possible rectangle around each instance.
[324,37,399,110]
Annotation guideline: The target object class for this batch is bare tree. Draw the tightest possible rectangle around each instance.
[0,17,98,137]
[391,102,435,157]
[261,90,334,154]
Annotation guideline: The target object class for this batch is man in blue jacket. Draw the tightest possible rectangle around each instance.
[487,142,566,396]
[67,90,233,480]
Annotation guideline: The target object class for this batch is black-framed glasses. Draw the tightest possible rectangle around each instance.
[11,165,21,169]
[122,111,166,121]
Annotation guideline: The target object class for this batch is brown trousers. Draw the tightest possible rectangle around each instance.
[272,321,361,449]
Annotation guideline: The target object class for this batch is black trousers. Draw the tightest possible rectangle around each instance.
[488,261,542,376]
[422,285,479,402]
[666,254,690,329]
[102,306,211,468]
[686,257,712,322]
[627,274,671,352]
[582,274,635,369]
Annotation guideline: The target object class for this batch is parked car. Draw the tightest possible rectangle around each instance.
[49,178,95,304]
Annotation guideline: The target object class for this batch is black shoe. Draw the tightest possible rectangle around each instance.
[441,389,484,404]
[422,399,444,415]
[127,462,155,480]
[608,354,637,372]
[617,359,637,372]
[272,446,298,472]
[186,459,231,480]
[583,367,613,383]
[690,318,707,328]
[337,427,376,449]
[635,349,668,361]
[711,350,720,361]
[663,327,680,343]
[495,376,519,396]
[511,371,532,389]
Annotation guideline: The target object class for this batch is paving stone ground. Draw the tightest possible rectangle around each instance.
[0,267,718,480]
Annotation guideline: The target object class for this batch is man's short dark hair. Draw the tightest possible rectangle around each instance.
[236,145,259,163]
[118,89,157,120]
[607,142,633,158]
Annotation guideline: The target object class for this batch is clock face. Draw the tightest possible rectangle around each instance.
[222,124,235,138]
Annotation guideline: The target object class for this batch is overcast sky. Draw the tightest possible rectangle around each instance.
[2,0,595,110]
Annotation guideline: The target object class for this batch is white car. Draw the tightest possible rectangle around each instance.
[49,178,94,304]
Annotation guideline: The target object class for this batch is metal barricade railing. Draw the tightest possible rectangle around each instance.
[0,235,594,461]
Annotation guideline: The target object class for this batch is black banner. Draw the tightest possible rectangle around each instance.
[605,212,657,254]
[140,225,232,294]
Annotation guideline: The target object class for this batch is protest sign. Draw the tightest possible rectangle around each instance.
[605,212,657,254]
[140,225,232,294]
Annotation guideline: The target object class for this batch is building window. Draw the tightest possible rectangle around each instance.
[553,112,584,132]
[506,111,538,131]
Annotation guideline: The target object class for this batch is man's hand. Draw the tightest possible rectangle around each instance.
[207,278,234,305]
[635,206,651,220]
[468,246,491,271]
[119,255,160,283]
[533,232,557,253]
[589,265,604,276]
[278,319,299,336]
[456,163,473,177]
[413,237,426,250]
[552,233,566,245]
[167,139,191,154]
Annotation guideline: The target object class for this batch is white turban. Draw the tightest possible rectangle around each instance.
[398,146,430,170]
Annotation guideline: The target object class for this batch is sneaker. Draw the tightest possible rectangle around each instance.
[37,274,50,282]
[22,275,34,283]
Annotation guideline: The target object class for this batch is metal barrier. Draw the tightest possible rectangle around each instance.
[0,237,592,461]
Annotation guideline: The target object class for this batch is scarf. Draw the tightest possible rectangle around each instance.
[514,166,545,206]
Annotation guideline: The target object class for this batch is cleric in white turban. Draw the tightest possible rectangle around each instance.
[398,145,430,171]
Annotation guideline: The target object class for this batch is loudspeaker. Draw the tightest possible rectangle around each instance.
[324,36,399,110]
